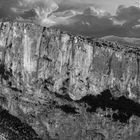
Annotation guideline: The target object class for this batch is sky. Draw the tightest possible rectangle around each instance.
[0,0,140,38]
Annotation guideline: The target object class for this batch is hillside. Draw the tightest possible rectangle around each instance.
[102,35,140,47]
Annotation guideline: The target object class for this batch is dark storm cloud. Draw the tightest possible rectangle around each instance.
[115,5,140,22]
[113,6,140,37]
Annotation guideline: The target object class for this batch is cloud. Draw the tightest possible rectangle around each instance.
[55,5,140,38]
[114,6,140,37]
[83,6,111,17]
[0,0,140,38]
[17,0,80,26]
[56,14,116,37]
[50,10,82,25]
[0,0,77,26]
[16,0,60,26]
[133,24,140,29]
[115,5,140,22]
[18,0,98,27]
[0,0,19,19]
[0,0,37,21]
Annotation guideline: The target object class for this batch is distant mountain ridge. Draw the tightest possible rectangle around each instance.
[101,35,140,47]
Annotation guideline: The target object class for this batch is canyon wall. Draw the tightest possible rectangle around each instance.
[0,22,140,139]
[0,22,139,100]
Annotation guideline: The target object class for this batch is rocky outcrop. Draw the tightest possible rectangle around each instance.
[0,22,140,100]
[0,21,140,139]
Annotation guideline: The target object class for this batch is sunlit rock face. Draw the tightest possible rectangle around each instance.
[0,22,140,139]
[0,22,139,101]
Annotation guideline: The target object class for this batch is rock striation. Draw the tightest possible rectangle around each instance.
[0,22,140,100]
[0,21,140,139]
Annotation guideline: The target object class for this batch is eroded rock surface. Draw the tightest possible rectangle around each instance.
[0,22,140,139]
[0,22,140,100]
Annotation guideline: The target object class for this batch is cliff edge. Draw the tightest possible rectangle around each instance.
[0,22,140,100]
[0,22,140,139]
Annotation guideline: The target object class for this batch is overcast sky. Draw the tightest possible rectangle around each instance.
[58,0,137,14]
[86,0,137,14]
[0,0,140,38]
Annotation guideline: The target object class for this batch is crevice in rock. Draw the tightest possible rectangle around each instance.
[8,86,22,93]
[0,64,12,81]
[106,52,114,75]
[137,57,140,84]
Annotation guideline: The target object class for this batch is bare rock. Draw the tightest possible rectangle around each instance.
[0,21,140,139]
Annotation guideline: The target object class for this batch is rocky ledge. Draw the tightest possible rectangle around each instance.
[0,22,140,139]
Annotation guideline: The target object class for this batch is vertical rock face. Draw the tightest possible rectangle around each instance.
[0,22,140,101]
[0,21,140,139]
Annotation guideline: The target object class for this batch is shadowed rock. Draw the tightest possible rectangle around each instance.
[0,107,42,140]
[78,89,140,123]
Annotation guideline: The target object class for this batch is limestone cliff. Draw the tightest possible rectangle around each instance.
[0,22,140,140]
[0,22,140,100]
